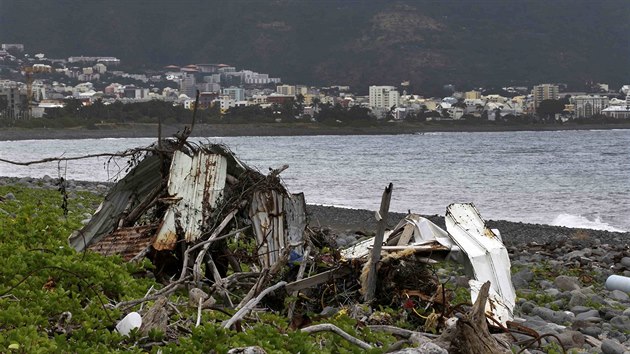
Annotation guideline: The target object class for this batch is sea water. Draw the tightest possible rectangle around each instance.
[0,130,628,232]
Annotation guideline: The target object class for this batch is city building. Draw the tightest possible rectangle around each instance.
[570,95,610,118]
[276,85,296,96]
[368,85,399,110]
[532,84,559,108]
[222,86,245,101]
[465,90,481,100]
[179,74,196,98]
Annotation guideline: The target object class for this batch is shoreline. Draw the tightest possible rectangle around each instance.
[1,121,629,141]
[1,176,627,248]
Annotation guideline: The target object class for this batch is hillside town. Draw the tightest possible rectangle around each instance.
[1,43,629,123]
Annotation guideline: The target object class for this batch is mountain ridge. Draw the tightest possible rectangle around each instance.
[1,0,628,92]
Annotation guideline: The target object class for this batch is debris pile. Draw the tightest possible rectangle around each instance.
[66,138,579,353]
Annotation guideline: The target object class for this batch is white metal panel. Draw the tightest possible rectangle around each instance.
[153,151,227,250]
[445,203,516,324]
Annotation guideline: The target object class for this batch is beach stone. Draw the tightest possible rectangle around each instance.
[539,280,554,289]
[520,301,536,314]
[531,306,574,325]
[575,309,601,321]
[610,315,630,331]
[569,291,589,308]
[512,268,534,289]
[601,339,626,354]
[3,192,16,200]
[610,290,630,302]
[571,306,593,314]
[556,330,585,349]
[555,275,581,291]
[579,326,602,337]
[620,257,630,268]
[544,288,561,297]
[623,308,630,316]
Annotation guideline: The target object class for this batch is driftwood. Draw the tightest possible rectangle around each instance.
[448,281,511,354]
[300,323,373,350]
[139,296,169,335]
[287,245,312,319]
[223,281,287,329]
[363,183,393,302]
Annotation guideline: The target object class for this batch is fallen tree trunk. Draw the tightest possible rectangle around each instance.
[448,281,511,354]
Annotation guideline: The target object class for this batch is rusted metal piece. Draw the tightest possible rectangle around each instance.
[153,151,227,250]
[249,190,286,268]
[87,224,158,260]
[69,155,164,252]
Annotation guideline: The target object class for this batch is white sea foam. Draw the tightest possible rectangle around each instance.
[551,213,626,232]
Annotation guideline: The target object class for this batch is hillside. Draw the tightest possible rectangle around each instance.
[1,0,628,92]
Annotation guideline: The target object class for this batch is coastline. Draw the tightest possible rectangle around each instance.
[1,176,627,247]
[1,121,629,141]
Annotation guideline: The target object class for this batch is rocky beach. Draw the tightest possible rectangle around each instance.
[1,175,629,353]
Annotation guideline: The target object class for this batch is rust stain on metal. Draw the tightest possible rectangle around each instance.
[88,224,157,260]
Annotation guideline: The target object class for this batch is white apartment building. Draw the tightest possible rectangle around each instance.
[571,95,610,118]
[368,86,399,109]
[276,85,296,96]
[532,84,559,108]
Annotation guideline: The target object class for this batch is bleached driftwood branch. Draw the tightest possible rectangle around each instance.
[301,323,373,350]
[223,281,287,329]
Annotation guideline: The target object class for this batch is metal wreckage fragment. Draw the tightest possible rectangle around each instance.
[69,138,524,351]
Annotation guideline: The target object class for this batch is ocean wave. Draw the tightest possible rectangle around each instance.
[551,213,626,232]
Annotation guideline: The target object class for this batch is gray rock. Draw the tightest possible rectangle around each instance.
[610,290,630,302]
[571,306,594,314]
[579,326,602,337]
[531,306,574,325]
[544,288,561,297]
[520,301,536,314]
[623,307,630,316]
[42,175,53,182]
[620,257,630,268]
[575,309,601,321]
[601,338,626,354]
[540,280,554,289]
[3,192,16,200]
[556,330,585,349]
[555,275,581,291]
[569,291,589,308]
[610,315,630,331]
[512,268,535,289]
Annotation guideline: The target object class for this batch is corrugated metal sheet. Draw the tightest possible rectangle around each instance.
[88,224,157,260]
[153,151,227,251]
[249,190,286,267]
[445,203,516,325]
[341,214,452,260]
[69,155,163,252]
[284,193,306,255]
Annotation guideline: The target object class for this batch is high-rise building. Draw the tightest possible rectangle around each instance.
[532,84,559,108]
[276,85,296,96]
[180,74,196,98]
[369,86,400,109]
[222,87,245,101]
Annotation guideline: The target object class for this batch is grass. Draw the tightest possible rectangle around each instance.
[0,185,401,353]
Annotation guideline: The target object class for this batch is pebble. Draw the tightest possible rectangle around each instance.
[610,290,630,302]
[555,275,581,291]
[3,192,16,200]
[601,338,626,354]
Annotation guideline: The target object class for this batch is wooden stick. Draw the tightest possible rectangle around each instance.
[300,323,373,350]
[287,245,311,319]
[363,183,393,303]
[223,281,287,329]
